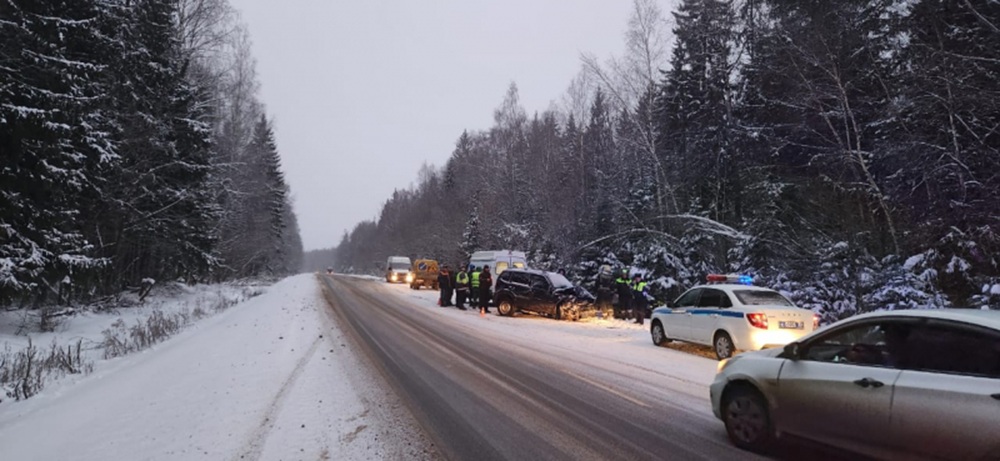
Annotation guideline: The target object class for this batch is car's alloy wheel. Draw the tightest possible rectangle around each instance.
[723,388,774,452]
[498,300,514,316]
[715,332,735,360]
[651,322,667,346]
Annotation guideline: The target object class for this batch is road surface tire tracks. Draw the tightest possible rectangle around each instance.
[232,335,324,461]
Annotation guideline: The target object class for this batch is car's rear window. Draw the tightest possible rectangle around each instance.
[733,290,794,306]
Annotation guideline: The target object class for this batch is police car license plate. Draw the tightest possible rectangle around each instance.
[779,321,803,329]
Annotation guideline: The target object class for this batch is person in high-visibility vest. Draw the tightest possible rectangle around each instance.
[631,274,649,325]
[455,267,470,310]
[615,268,633,320]
[470,266,481,305]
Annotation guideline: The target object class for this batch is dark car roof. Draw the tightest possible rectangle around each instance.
[500,268,550,277]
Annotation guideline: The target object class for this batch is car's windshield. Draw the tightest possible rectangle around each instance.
[390,262,409,270]
[733,290,794,306]
[549,273,573,289]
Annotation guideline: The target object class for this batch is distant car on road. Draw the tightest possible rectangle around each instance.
[494,269,595,321]
[650,274,818,360]
[710,308,1000,460]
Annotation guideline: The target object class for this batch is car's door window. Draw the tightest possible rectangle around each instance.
[802,321,914,368]
[529,274,549,291]
[496,261,509,275]
[506,272,528,286]
[674,289,702,307]
[903,321,1000,378]
[697,289,731,308]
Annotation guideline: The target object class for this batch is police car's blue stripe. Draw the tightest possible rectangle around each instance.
[686,309,745,319]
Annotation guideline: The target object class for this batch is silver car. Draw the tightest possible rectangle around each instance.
[710,309,1000,460]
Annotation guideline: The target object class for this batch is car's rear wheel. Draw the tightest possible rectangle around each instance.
[497,299,515,316]
[722,386,774,453]
[651,320,669,346]
[714,331,735,360]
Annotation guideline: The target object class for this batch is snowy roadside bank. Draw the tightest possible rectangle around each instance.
[0,274,435,461]
[0,281,265,403]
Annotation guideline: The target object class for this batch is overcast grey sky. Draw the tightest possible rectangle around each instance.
[229,0,638,251]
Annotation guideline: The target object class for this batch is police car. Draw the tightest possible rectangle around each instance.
[650,274,818,360]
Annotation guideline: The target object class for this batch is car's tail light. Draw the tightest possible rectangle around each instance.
[747,312,768,329]
[813,314,820,330]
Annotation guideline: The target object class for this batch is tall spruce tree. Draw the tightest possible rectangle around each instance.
[0,0,115,303]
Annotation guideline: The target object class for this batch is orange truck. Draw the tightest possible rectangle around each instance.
[410,259,440,290]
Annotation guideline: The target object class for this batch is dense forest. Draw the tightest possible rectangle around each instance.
[1,0,303,307]
[329,0,1000,320]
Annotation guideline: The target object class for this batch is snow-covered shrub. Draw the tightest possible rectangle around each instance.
[0,338,92,401]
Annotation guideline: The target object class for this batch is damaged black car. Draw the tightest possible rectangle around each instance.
[494,269,596,321]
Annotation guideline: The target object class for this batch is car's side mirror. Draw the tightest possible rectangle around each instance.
[783,342,801,360]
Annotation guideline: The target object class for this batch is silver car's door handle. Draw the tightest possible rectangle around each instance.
[853,378,884,389]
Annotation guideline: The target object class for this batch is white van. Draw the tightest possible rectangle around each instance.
[385,256,412,284]
[468,250,527,289]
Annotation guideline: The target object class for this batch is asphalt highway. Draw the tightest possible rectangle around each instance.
[318,275,857,461]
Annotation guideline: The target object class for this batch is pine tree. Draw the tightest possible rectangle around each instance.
[0,0,115,303]
[95,0,220,287]
[460,201,481,260]
[657,0,740,225]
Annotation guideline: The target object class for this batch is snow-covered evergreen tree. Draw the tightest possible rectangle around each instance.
[0,0,115,303]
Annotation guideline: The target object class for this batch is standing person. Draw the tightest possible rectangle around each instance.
[469,265,481,306]
[455,266,469,310]
[595,265,614,318]
[478,265,493,314]
[615,268,633,320]
[631,274,648,325]
[438,266,453,307]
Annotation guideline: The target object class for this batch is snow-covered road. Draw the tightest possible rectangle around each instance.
[0,274,434,461]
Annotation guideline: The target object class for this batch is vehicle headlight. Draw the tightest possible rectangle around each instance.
[406,272,414,282]
[717,356,741,374]
[391,273,397,281]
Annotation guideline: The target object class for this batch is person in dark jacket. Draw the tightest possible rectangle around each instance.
[478,265,493,314]
[438,266,453,307]
[455,266,470,310]
[631,274,648,325]
[595,265,614,318]
[614,268,633,320]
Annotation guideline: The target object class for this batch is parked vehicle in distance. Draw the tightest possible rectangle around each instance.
[409,259,439,290]
[494,269,595,321]
[385,256,413,284]
[468,250,527,290]
[650,274,818,360]
[711,309,1000,460]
